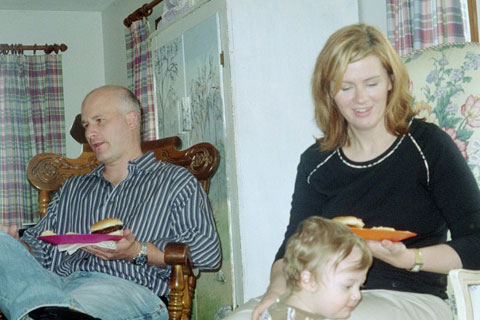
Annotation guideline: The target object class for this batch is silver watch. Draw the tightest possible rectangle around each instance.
[133,242,148,266]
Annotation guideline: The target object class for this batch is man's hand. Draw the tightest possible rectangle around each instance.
[367,239,413,270]
[82,229,139,262]
[0,224,21,241]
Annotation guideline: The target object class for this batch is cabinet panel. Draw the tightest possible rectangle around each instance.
[151,5,234,319]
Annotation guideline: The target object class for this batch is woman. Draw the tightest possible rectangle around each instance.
[227,24,480,320]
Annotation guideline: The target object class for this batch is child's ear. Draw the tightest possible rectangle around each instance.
[300,270,318,292]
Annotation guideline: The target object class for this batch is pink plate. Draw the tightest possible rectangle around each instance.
[38,234,123,245]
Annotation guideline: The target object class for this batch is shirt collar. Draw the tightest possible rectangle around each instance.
[89,152,158,177]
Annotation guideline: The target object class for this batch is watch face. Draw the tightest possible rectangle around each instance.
[134,243,148,266]
[135,255,147,266]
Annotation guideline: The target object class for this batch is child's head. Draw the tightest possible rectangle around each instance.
[283,216,372,318]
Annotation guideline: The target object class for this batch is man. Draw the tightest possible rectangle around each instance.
[0,85,221,319]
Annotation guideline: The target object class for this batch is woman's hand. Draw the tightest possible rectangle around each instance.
[367,239,414,270]
[251,293,277,320]
[251,259,286,320]
[82,229,139,262]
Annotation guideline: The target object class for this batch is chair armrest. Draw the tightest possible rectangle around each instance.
[165,242,197,320]
[447,268,480,320]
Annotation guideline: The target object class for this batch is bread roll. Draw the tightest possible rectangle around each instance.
[332,216,365,228]
[40,230,57,236]
[91,218,124,235]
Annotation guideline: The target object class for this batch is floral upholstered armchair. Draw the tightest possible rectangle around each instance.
[403,42,480,320]
[404,42,480,182]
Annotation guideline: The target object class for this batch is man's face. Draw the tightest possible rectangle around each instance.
[81,90,133,165]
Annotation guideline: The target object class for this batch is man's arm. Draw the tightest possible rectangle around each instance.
[82,229,166,266]
[166,177,221,270]
[83,170,220,269]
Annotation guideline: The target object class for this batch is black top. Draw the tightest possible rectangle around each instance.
[275,119,480,299]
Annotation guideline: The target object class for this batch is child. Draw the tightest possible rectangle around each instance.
[261,216,372,320]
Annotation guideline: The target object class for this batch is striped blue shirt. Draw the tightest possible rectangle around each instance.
[22,152,221,297]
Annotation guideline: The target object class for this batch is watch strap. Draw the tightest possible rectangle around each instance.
[409,248,423,272]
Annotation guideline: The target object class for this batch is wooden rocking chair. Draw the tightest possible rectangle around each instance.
[0,136,219,320]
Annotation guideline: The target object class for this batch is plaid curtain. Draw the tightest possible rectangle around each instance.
[125,19,156,141]
[0,54,65,226]
[387,0,467,57]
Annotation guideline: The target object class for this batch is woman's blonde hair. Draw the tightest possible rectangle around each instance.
[311,24,414,151]
[283,216,372,292]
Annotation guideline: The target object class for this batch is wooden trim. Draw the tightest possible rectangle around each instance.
[0,43,67,54]
[124,0,163,27]
[468,0,479,42]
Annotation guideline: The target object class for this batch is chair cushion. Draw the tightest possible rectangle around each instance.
[403,43,480,184]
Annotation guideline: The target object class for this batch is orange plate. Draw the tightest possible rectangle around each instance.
[349,228,417,242]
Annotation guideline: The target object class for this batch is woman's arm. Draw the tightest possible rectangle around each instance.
[251,259,287,320]
[368,241,462,274]
[427,125,480,269]
[421,244,462,273]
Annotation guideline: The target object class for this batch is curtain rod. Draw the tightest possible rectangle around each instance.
[468,0,479,42]
[0,43,68,55]
[124,0,163,27]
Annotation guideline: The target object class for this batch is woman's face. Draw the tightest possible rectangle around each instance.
[333,55,392,135]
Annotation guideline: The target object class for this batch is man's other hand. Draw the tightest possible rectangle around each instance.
[82,229,138,262]
[0,224,20,240]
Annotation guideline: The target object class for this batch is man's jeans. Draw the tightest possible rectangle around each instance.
[0,231,168,320]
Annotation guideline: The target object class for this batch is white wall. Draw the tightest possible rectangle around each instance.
[0,10,105,158]
[358,0,387,34]
[226,0,360,302]
[101,0,152,88]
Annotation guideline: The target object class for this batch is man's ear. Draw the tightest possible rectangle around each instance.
[126,111,139,129]
[300,270,318,292]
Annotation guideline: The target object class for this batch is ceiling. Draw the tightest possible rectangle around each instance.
[0,0,118,11]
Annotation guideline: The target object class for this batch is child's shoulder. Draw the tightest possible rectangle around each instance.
[262,299,321,320]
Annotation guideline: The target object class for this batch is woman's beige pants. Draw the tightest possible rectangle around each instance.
[224,290,452,320]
